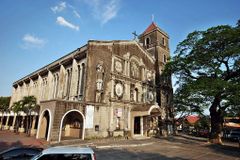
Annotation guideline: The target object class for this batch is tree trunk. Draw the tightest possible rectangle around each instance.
[209,96,224,144]
[15,114,19,133]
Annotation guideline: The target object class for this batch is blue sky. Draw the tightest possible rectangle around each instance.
[0,0,239,96]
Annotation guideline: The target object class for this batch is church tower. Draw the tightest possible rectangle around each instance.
[139,22,173,129]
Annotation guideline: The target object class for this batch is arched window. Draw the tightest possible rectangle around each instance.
[66,68,72,99]
[162,37,165,45]
[77,65,81,97]
[80,63,85,95]
[53,73,59,98]
[134,88,138,102]
[145,37,150,48]
[163,55,167,63]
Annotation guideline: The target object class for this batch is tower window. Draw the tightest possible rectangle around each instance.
[162,37,165,46]
[145,37,150,48]
[164,55,167,63]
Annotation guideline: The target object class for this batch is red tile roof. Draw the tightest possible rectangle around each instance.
[143,22,158,34]
[186,115,200,124]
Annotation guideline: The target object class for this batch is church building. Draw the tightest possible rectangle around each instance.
[4,22,173,142]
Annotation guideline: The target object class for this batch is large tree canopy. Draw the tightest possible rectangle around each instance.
[165,21,240,143]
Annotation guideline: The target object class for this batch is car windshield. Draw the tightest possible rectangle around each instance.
[31,153,92,160]
[31,152,43,160]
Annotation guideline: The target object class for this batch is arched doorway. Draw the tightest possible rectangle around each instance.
[38,110,50,140]
[59,110,84,142]
[131,104,161,137]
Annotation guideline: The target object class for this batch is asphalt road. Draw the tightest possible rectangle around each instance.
[0,130,239,160]
[93,137,240,160]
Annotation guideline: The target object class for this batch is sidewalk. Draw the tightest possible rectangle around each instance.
[0,130,45,151]
[50,137,156,149]
[177,133,240,148]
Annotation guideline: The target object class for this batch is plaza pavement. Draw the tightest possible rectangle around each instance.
[0,130,45,151]
[0,130,239,160]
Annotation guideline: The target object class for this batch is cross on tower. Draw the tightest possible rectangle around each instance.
[132,31,138,40]
[152,14,154,22]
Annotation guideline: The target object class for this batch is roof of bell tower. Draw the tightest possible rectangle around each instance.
[143,22,158,34]
[141,22,169,37]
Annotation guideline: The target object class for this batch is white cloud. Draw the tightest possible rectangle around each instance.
[73,10,81,18]
[101,0,119,24]
[21,34,46,49]
[85,0,120,25]
[56,16,79,31]
[51,1,66,13]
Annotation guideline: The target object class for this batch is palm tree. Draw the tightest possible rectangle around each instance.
[12,100,24,133]
[22,96,38,135]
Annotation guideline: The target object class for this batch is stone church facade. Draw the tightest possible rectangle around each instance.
[6,22,173,142]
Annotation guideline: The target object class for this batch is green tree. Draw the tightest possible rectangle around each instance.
[11,96,39,134]
[0,97,11,129]
[11,100,24,132]
[22,96,39,135]
[0,96,11,111]
[165,21,240,144]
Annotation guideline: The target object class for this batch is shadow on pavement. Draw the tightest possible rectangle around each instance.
[176,134,207,143]
[0,141,24,152]
[206,144,240,158]
[175,134,240,158]
[95,148,189,160]
[160,135,203,145]
[0,130,45,152]
[159,134,240,159]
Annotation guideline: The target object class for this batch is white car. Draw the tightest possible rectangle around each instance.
[31,146,96,160]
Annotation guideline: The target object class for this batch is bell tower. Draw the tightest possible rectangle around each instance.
[139,22,170,64]
[139,22,173,126]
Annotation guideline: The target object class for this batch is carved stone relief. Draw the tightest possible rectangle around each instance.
[114,80,124,99]
[115,60,123,73]
[130,61,140,79]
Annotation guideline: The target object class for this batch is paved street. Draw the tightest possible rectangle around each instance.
[0,130,239,160]
[92,136,240,160]
[0,130,45,151]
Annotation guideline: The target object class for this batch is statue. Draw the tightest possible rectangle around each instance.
[96,62,104,102]
[96,62,104,91]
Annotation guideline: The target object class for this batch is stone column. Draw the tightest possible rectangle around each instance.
[10,115,17,131]
[19,116,25,133]
[30,116,37,135]
[140,116,143,136]
[0,116,3,129]
[128,108,131,130]
[4,115,10,130]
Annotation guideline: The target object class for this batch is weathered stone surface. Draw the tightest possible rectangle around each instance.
[9,22,173,142]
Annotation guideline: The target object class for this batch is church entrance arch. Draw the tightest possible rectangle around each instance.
[59,109,85,142]
[38,109,51,141]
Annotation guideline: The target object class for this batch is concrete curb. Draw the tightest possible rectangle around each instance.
[96,142,155,149]
[59,142,155,149]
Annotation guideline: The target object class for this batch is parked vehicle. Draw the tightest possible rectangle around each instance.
[198,129,209,138]
[228,128,240,141]
[0,147,42,160]
[31,146,96,160]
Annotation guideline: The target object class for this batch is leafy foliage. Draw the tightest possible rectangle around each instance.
[11,96,39,133]
[22,96,38,112]
[165,21,240,141]
[0,96,11,111]
[11,96,38,113]
[11,100,23,113]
